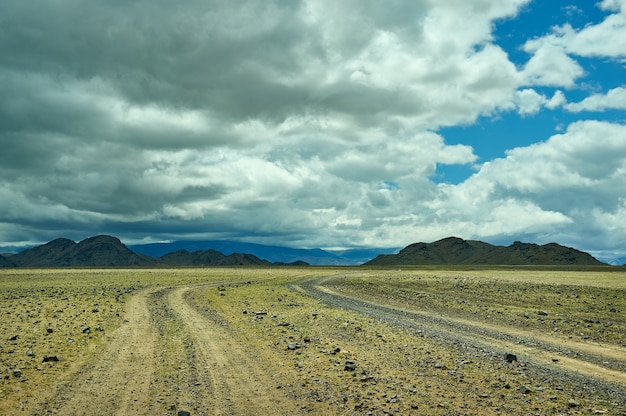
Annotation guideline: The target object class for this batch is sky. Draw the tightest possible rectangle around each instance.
[1,1,626,262]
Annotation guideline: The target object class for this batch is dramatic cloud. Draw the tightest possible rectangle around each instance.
[1,0,625,260]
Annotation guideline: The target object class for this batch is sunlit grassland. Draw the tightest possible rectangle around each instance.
[0,268,327,414]
[187,267,626,414]
[334,268,626,346]
[1,267,625,415]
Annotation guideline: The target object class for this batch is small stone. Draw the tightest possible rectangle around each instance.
[13,369,22,378]
[46,328,54,334]
[344,360,357,371]
[26,350,35,357]
[567,399,580,407]
[287,343,300,350]
[43,356,60,362]
[517,385,533,394]
[81,325,91,334]
[505,353,518,363]
[552,357,559,362]
[178,411,191,416]
[537,311,548,316]
[277,322,290,327]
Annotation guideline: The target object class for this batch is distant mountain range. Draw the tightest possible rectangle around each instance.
[365,237,605,266]
[0,235,610,268]
[128,240,397,266]
[0,235,309,268]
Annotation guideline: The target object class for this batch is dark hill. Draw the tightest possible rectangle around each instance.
[156,249,272,266]
[365,237,605,266]
[1,235,304,267]
[9,235,155,267]
[0,254,16,267]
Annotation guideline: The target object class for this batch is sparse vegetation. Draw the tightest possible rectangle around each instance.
[1,267,625,415]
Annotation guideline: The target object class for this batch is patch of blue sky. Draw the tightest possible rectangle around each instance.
[379,180,400,191]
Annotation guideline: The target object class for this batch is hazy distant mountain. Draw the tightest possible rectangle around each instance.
[365,237,606,266]
[130,240,399,266]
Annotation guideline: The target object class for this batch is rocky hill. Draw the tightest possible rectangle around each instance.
[364,237,605,266]
[8,235,155,267]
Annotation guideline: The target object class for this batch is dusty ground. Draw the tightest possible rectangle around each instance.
[1,267,625,415]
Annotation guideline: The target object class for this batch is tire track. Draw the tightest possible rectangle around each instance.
[41,288,157,416]
[167,286,299,416]
[292,275,626,404]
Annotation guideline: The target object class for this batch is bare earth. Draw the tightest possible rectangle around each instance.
[294,275,626,389]
[10,271,625,415]
[33,285,299,415]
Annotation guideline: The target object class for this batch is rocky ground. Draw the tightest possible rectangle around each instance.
[1,267,625,415]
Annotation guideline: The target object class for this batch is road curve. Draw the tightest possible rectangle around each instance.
[291,274,626,404]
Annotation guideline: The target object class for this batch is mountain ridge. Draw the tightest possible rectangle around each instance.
[365,236,605,266]
[0,235,610,267]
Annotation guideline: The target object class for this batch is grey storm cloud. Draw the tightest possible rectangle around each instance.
[1,0,626,259]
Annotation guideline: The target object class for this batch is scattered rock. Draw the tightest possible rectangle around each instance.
[505,353,518,363]
[46,328,54,334]
[178,411,191,416]
[26,349,35,357]
[43,356,60,363]
[81,325,91,334]
[13,369,22,378]
[287,342,300,350]
[567,399,580,408]
[277,322,290,327]
[344,360,356,371]
[517,385,533,394]
[537,311,548,316]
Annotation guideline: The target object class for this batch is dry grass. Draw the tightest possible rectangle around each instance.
[2,267,625,415]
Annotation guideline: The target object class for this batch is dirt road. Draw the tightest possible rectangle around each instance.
[292,275,626,403]
[25,273,625,414]
[35,285,299,416]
